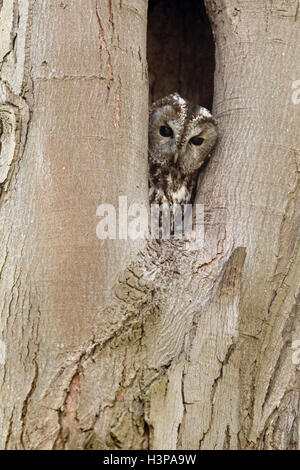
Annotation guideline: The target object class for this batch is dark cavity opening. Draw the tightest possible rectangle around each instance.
[147,0,215,110]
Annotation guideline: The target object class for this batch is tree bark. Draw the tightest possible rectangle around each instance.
[0,0,299,450]
[0,0,149,449]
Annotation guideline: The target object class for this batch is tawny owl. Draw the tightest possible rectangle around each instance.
[148,93,218,209]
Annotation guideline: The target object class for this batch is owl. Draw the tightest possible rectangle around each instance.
[148,93,218,236]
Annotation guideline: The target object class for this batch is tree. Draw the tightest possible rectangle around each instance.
[0,0,299,450]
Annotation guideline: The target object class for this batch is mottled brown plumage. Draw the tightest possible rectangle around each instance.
[148,93,218,234]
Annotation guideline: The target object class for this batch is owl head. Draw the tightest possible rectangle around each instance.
[148,93,218,175]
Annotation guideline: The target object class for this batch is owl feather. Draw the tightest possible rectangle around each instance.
[148,93,218,235]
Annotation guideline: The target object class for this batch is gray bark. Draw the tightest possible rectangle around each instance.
[0,0,299,450]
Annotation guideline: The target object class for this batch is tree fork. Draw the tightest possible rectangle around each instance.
[0,0,299,450]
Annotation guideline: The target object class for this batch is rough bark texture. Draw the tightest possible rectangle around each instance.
[0,0,149,449]
[0,0,299,450]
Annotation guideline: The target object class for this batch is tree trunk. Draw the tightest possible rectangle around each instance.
[0,0,299,450]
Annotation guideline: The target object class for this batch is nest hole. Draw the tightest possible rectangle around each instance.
[147,0,215,110]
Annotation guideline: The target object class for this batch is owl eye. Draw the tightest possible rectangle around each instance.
[159,125,173,138]
[190,136,204,146]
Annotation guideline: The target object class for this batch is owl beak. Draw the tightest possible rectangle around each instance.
[174,152,179,164]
